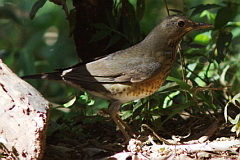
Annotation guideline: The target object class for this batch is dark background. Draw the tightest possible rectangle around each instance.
[0,0,239,152]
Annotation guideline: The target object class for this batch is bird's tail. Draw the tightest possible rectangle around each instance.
[22,72,63,81]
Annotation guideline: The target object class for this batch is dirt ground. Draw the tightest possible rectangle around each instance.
[42,114,240,160]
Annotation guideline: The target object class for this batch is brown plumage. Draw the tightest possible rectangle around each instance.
[22,15,213,139]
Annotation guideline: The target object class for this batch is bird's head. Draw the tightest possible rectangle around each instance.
[158,15,213,47]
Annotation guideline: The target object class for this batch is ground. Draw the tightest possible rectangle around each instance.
[42,112,240,160]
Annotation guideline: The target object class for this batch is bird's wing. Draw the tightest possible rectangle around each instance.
[61,49,161,84]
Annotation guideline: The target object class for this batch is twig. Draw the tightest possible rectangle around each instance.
[163,0,170,15]
[142,124,174,145]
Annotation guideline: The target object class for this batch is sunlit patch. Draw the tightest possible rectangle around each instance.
[43,26,59,46]
[41,74,48,79]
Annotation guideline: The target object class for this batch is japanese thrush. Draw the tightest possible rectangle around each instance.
[22,15,213,140]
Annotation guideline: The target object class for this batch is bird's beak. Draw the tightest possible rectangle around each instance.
[185,22,214,32]
[194,22,214,29]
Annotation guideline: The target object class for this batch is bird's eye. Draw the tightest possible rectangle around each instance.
[177,21,185,27]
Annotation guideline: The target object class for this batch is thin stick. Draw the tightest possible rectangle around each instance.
[142,124,174,145]
[163,0,170,15]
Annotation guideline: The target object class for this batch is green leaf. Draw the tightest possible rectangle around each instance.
[78,92,95,106]
[229,114,240,124]
[20,49,36,75]
[194,33,211,45]
[121,110,133,120]
[227,3,239,21]
[157,82,178,92]
[87,99,95,106]
[231,123,240,136]
[0,6,21,24]
[89,30,112,43]
[191,4,220,17]
[224,102,230,122]
[30,0,47,19]
[122,0,136,21]
[136,0,145,21]
[106,10,117,28]
[167,76,191,91]
[215,7,233,29]
[232,93,240,108]
[216,31,232,63]
[130,99,147,120]
[163,91,180,108]
[228,114,240,135]
[105,34,121,49]
[162,101,194,124]
[63,96,77,108]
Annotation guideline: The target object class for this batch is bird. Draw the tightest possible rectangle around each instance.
[22,14,213,140]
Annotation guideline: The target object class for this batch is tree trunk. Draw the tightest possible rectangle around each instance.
[0,59,49,160]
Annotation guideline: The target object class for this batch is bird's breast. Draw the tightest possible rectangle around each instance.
[105,55,176,103]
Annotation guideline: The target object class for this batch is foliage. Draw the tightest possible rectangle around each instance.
[224,93,240,136]
[0,0,240,137]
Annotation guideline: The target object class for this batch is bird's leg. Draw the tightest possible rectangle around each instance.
[112,115,131,140]
[108,101,132,140]
[115,114,134,136]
